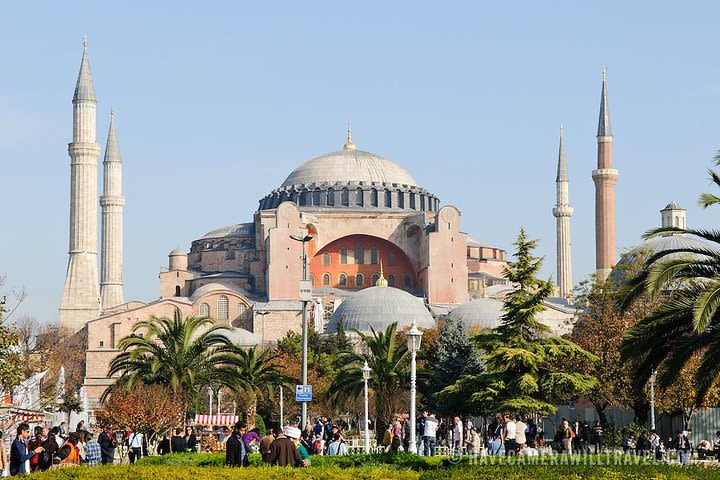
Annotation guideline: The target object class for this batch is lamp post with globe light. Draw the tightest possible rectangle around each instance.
[406,321,423,454]
[362,360,372,453]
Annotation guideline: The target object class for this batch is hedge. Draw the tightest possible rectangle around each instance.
[26,463,720,480]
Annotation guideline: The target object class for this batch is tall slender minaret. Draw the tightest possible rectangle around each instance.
[553,125,573,297]
[59,37,101,332]
[592,67,618,279]
[100,110,125,310]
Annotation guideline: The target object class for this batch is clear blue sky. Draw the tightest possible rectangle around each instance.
[2,1,720,323]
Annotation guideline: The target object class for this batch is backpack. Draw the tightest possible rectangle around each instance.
[570,428,576,438]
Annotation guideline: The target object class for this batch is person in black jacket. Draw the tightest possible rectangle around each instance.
[10,423,43,476]
[98,426,116,464]
[157,434,171,455]
[39,427,60,471]
[170,428,186,453]
[226,422,248,467]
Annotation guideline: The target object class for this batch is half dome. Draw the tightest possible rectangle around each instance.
[327,285,435,333]
[281,149,418,188]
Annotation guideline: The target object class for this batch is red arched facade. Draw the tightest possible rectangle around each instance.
[309,234,416,289]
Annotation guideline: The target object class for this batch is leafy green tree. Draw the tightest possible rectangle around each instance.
[619,153,720,403]
[442,229,596,416]
[57,392,83,425]
[108,308,233,418]
[0,287,23,394]
[331,323,409,431]
[424,316,483,417]
[220,346,290,429]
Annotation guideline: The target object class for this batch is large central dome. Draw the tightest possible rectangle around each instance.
[281,148,418,188]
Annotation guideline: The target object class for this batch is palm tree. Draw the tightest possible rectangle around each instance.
[219,346,290,429]
[330,322,409,432]
[108,308,233,418]
[618,152,720,402]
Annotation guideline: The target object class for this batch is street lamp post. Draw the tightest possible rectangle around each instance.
[362,361,372,454]
[279,385,284,427]
[406,322,423,455]
[650,370,657,431]
[290,233,313,430]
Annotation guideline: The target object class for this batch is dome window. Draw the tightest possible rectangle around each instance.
[409,192,416,210]
[313,188,322,206]
[323,273,331,286]
[341,188,350,206]
[199,302,210,317]
[217,296,229,320]
[355,187,364,206]
[388,274,396,287]
[403,274,412,288]
[370,189,378,207]
[384,189,392,207]
[397,190,404,209]
[327,188,335,206]
[354,241,364,264]
[339,273,348,286]
[309,274,316,285]
[372,274,380,286]
[340,249,348,264]
[355,273,364,286]
[322,253,331,266]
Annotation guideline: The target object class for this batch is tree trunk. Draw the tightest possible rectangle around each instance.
[594,402,609,427]
[683,408,694,431]
[245,394,257,429]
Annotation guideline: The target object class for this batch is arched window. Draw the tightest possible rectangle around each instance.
[388,274,396,287]
[371,274,380,286]
[327,188,335,206]
[339,273,347,286]
[409,192,416,210]
[341,188,349,206]
[300,189,309,206]
[420,194,425,211]
[279,191,288,204]
[237,303,247,319]
[322,273,331,286]
[174,285,181,297]
[340,249,348,264]
[354,241,364,264]
[323,252,331,266]
[388,253,396,266]
[404,274,412,288]
[313,188,322,206]
[355,187,364,206]
[355,274,364,286]
[370,189,378,207]
[384,189,392,207]
[397,190,404,208]
[217,296,229,320]
[370,249,379,264]
[309,274,316,285]
[199,302,210,317]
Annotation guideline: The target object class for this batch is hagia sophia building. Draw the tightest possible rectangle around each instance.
[58,41,617,410]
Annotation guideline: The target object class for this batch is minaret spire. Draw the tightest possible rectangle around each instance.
[593,67,618,279]
[553,124,573,297]
[60,38,101,331]
[100,110,125,310]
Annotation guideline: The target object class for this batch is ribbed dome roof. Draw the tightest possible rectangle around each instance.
[447,298,505,330]
[281,149,418,188]
[327,286,435,333]
[169,247,188,256]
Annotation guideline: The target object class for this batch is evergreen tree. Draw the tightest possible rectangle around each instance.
[441,229,597,416]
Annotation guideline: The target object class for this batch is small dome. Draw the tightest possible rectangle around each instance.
[447,298,505,330]
[169,247,188,256]
[327,286,435,333]
[281,149,418,188]
[221,328,260,347]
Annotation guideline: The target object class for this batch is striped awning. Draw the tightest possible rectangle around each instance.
[9,410,45,423]
[194,414,238,426]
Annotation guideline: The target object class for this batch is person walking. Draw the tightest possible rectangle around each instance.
[422,413,439,457]
[83,432,102,467]
[56,433,81,466]
[10,423,43,476]
[465,427,482,456]
[127,429,144,464]
[225,421,249,467]
[515,416,527,454]
[561,420,573,455]
[502,414,517,456]
[260,428,278,462]
[185,427,198,452]
[416,411,427,455]
[452,417,463,456]
[268,426,303,467]
[98,426,116,464]
[27,426,45,472]
[327,432,347,455]
[591,420,603,454]
[38,427,59,471]
[170,428,186,453]
[676,431,690,465]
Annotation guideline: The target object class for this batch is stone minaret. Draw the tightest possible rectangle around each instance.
[60,38,101,332]
[592,67,618,279]
[553,125,573,297]
[100,111,125,310]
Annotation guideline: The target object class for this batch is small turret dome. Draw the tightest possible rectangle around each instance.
[169,247,188,256]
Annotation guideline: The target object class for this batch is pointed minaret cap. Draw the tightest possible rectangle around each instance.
[597,66,612,138]
[104,110,121,163]
[74,35,96,102]
[556,124,568,182]
[376,260,388,287]
[343,122,356,151]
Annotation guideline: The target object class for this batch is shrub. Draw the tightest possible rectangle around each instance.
[254,414,267,436]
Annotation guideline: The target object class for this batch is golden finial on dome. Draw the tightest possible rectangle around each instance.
[343,122,356,151]
[480,278,488,298]
[376,260,388,287]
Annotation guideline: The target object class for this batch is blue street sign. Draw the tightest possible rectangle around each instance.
[295,384,312,402]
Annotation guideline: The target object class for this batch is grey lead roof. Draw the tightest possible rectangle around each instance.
[597,68,612,137]
[662,201,683,210]
[556,125,568,182]
[73,39,96,102]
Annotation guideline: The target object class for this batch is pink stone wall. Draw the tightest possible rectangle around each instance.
[426,206,469,304]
